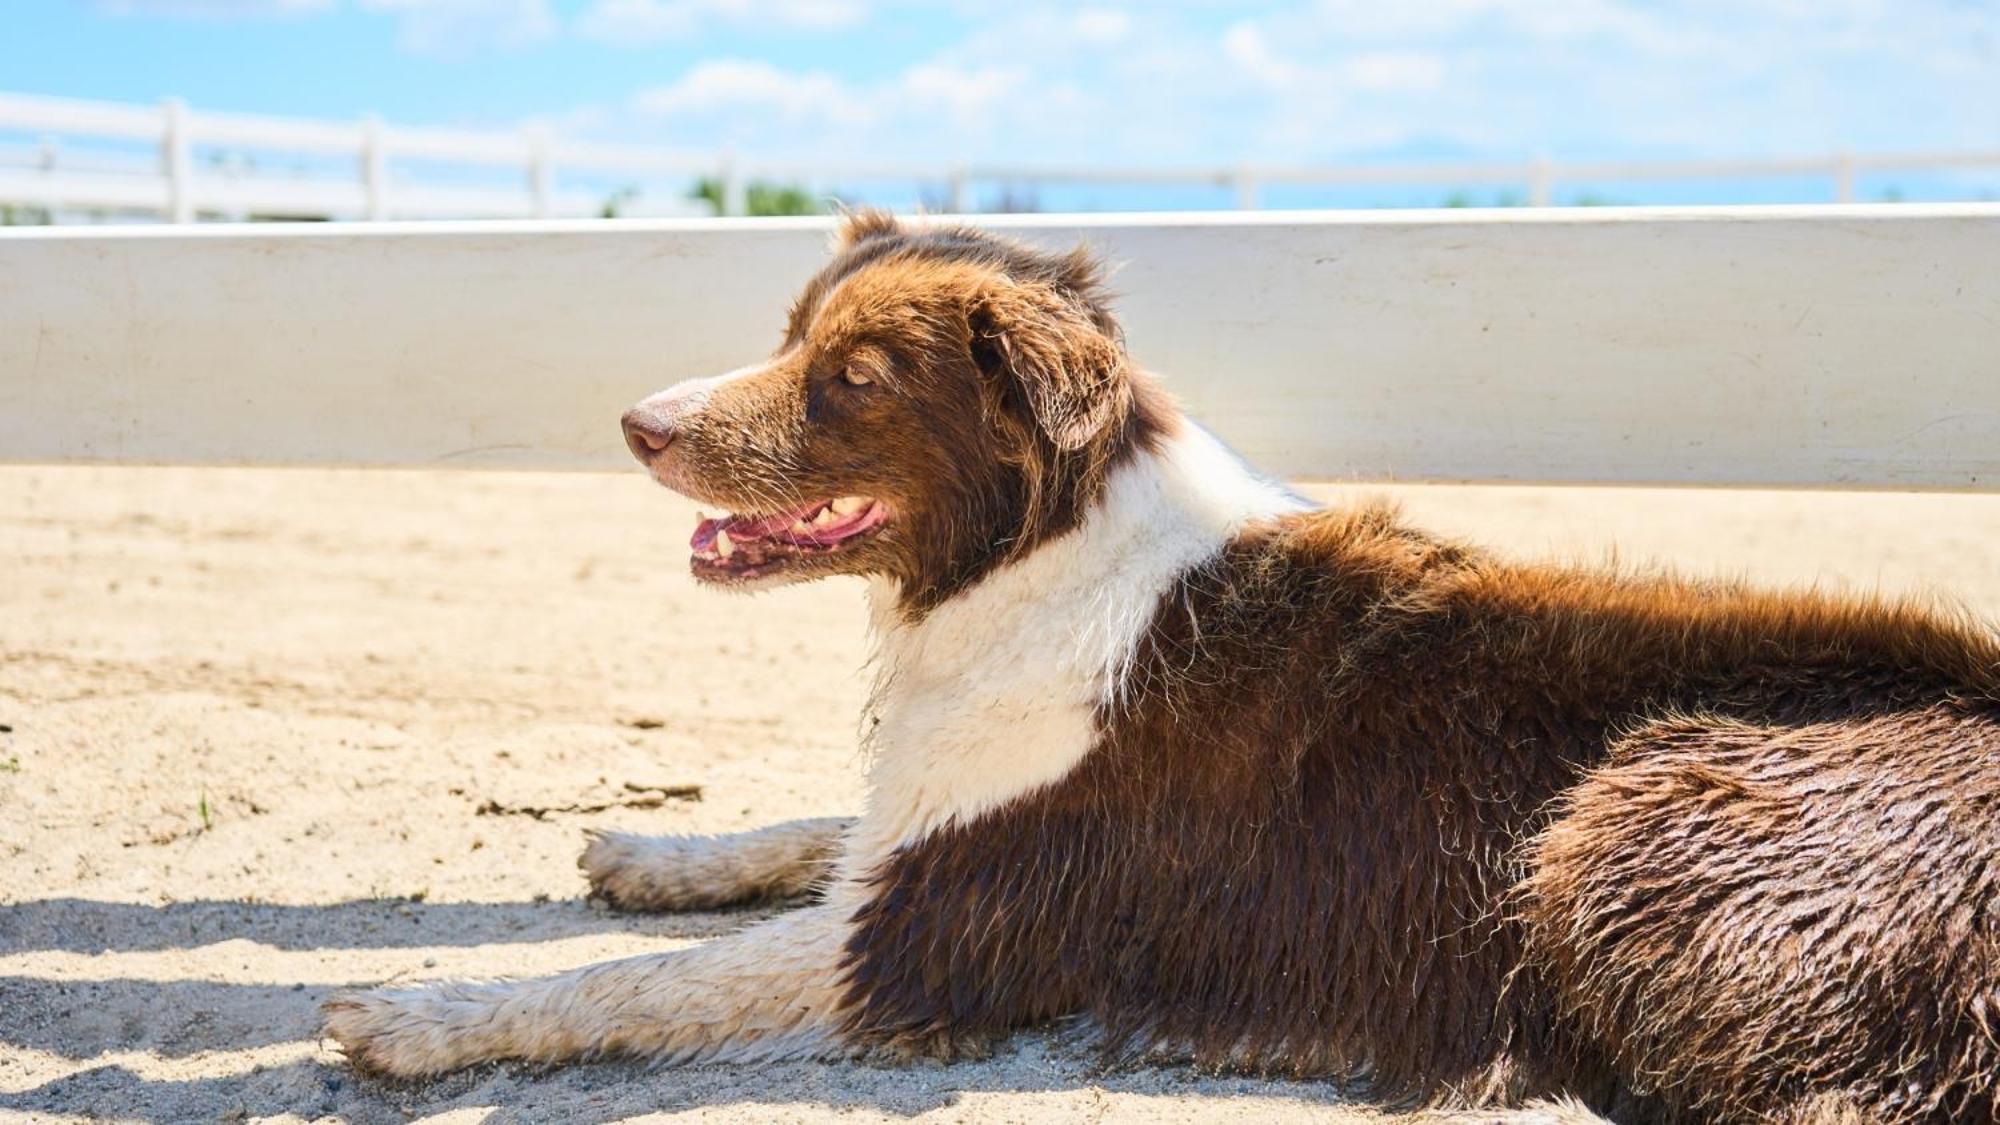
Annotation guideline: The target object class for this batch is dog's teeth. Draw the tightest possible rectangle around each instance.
[813,508,838,527]
[696,510,709,522]
[831,496,866,516]
[715,529,734,558]
[790,519,813,534]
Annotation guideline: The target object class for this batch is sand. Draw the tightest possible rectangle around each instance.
[4,464,1999,1124]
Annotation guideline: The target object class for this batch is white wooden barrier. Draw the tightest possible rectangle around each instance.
[8,93,2000,220]
[0,92,711,221]
[3,206,1998,487]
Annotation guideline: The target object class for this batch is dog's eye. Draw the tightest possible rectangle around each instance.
[838,347,889,390]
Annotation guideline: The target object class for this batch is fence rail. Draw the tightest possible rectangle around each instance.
[4,206,1998,489]
[4,92,2000,222]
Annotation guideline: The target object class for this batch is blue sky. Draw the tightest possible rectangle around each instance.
[6,1,1998,207]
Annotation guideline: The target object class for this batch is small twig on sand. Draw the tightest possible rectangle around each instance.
[475,782,703,820]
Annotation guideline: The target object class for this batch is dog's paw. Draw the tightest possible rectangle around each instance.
[580,822,845,912]
[579,829,666,910]
[579,829,734,912]
[321,988,473,1079]
[862,1026,1002,1065]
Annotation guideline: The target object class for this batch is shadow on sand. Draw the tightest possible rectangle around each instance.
[0,895,770,955]
[0,896,1377,1122]
[0,1035,1372,1124]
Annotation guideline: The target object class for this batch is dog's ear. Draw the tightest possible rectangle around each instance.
[968,280,1130,452]
[834,208,901,250]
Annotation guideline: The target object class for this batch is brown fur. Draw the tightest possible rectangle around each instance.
[838,501,2000,1122]
[1520,707,2000,1123]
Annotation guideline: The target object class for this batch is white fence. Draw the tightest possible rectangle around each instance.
[4,206,1998,488]
[5,92,2000,222]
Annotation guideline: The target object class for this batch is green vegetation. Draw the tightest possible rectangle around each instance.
[688,177,827,216]
[1,204,52,226]
[1437,189,1628,208]
[600,185,640,219]
[1439,189,1527,208]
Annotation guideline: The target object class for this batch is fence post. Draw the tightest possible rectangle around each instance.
[161,97,194,223]
[1527,153,1553,207]
[36,135,59,216]
[526,124,555,218]
[948,165,971,213]
[1834,149,1856,203]
[718,153,746,216]
[361,114,389,220]
[1233,165,1260,210]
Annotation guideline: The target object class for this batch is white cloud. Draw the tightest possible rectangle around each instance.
[633,59,870,126]
[630,56,1027,134]
[616,11,1460,165]
[100,0,557,53]
[102,0,2000,180]
[1222,22,1307,90]
[627,55,1059,164]
[1288,0,1732,60]
[1344,50,1447,94]
[576,0,869,43]
[94,0,332,14]
[899,62,1028,126]
[1202,0,2000,159]
[356,0,556,53]
[1068,8,1132,46]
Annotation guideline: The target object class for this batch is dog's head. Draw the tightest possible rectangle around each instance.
[622,212,1167,609]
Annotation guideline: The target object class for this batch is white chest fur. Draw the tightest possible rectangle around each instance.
[840,423,1308,877]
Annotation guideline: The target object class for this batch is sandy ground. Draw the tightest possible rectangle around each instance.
[4,464,2000,1125]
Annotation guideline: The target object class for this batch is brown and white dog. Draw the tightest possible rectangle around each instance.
[326,213,2000,1123]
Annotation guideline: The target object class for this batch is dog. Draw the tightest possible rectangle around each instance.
[325,212,2000,1123]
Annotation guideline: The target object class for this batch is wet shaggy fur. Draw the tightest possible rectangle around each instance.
[1522,708,2000,1123]
[840,504,2000,1123]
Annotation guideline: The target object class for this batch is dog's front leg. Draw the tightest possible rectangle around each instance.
[580,816,852,911]
[322,896,853,1078]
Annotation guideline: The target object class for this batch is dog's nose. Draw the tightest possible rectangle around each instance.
[622,407,676,463]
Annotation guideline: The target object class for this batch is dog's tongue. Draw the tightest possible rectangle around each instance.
[690,500,882,553]
[690,517,724,553]
[688,504,817,551]
[731,509,811,539]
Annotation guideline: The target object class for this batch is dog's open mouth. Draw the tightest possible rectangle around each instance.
[689,495,888,580]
